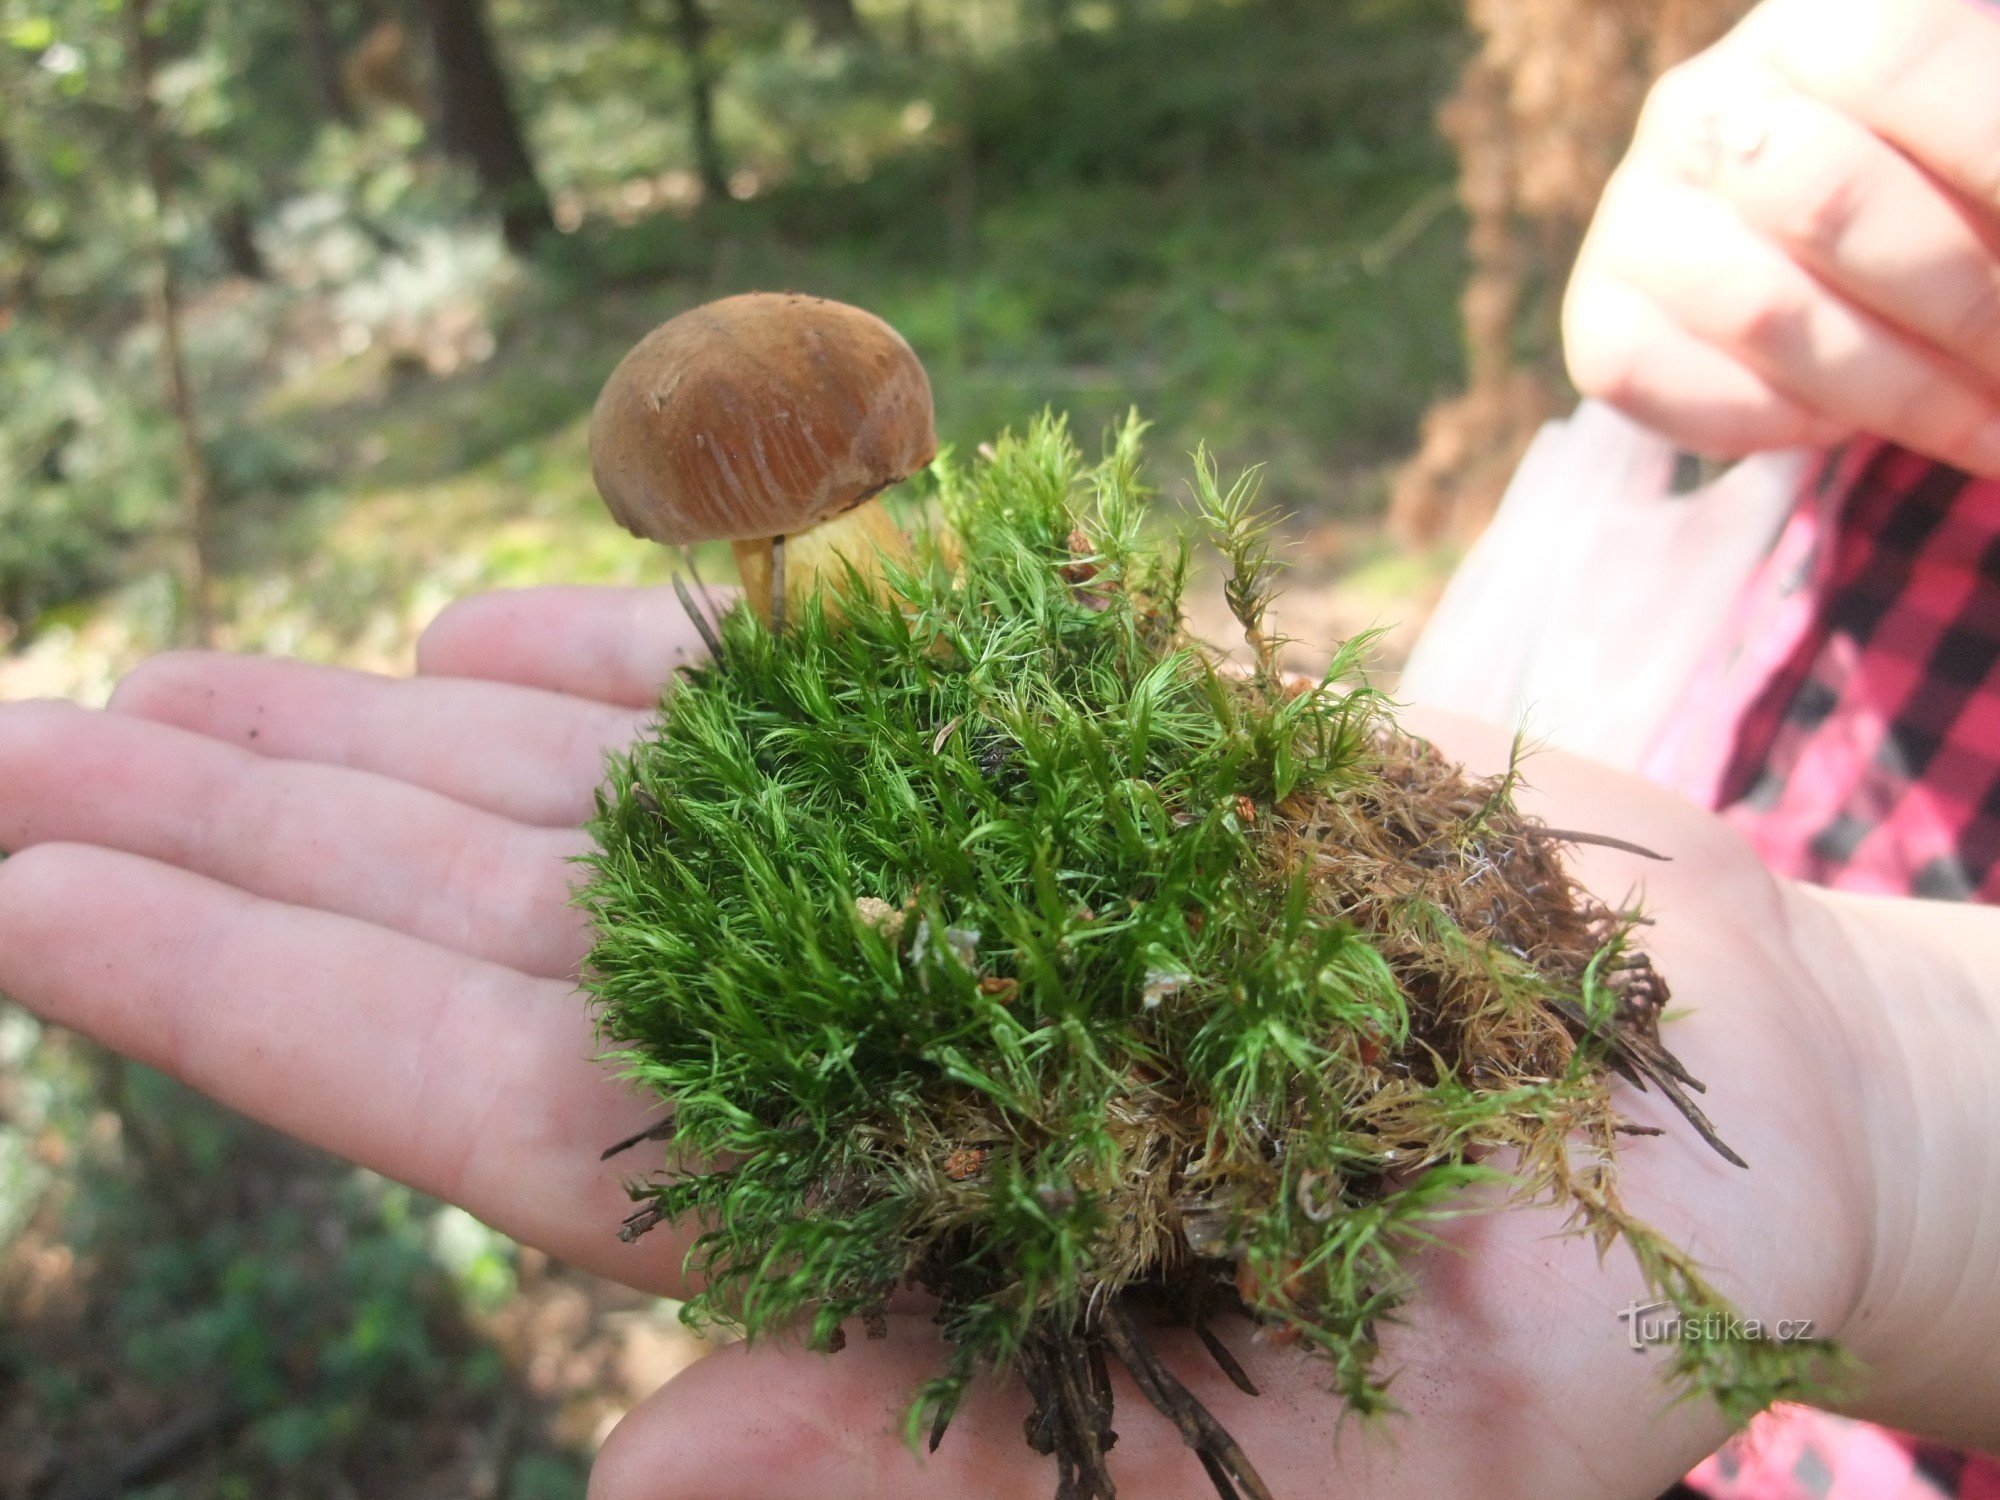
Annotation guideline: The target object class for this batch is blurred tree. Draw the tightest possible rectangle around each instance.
[345,15,429,116]
[1390,0,1755,544]
[210,199,268,281]
[125,0,217,643]
[292,0,358,125]
[669,0,728,199]
[0,117,17,208]
[801,0,867,46]
[413,0,553,250]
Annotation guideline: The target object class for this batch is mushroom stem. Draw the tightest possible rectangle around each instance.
[729,496,910,626]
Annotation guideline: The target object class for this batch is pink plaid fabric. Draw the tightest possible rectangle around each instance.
[1650,440,2000,898]
[1685,1407,2000,1500]
[1646,438,2000,1499]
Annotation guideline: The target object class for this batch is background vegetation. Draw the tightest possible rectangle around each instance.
[0,0,1507,1493]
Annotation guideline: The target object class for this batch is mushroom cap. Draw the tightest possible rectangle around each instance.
[588,292,937,546]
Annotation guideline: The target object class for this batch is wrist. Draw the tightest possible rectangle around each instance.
[1800,885,2000,1447]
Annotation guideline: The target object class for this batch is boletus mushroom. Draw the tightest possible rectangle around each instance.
[588,292,937,628]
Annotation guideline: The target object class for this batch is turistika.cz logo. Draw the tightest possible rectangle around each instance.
[1617,1300,1817,1353]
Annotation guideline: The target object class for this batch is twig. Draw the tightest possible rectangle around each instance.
[1536,827,1669,862]
[1100,1304,1273,1500]
[672,573,724,660]
[1357,183,1456,277]
[618,1202,666,1242]
[681,545,722,622]
[1022,1329,1118,1500]
[600,1113,676,1161]
[126,0,217,646]
[1560,996,1749,1169]
[1193,1316,1258,1398]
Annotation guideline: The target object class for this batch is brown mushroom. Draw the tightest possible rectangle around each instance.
[588,292,937,629]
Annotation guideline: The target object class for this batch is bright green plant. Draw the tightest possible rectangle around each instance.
[583,417,1833,1499]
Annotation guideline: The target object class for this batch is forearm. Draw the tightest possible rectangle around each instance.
[1802,885,2000,1448]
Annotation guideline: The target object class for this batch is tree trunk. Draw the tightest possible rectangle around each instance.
[126,0,218,646]
[212,202,269,280]
[670,0,728,201]
[802,0,867,46]
[1388,0,1755,546]
[0,117,18,209]
[293,0,357,125]
[412,0,553,252]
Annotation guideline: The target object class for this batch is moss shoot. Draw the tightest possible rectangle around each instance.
[580,417,1833,1499]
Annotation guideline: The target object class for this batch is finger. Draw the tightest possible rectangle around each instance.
[417,584,718,709]
[1564,270,1852,457]
[0,699,590,979]
[1592,164,2000,477]
[1645,78,2000,400]
[589,1317,1283,1500]
[109,650,647,828]
[0,842,682,1294]
[1764,0,2000,221]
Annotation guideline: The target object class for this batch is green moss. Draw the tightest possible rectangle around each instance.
[580,416,1835,1498]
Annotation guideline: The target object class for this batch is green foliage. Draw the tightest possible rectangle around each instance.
[1,0,1469,643]
[0,1021,565,1493]
[0,326,175,627]
[81,1124,470,1468]
[583,417,1835,1477]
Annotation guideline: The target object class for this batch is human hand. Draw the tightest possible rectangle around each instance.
[0,586,719,1295]
[1,587,1989,1497]
[1563,0,2000,476]
[585,703,1974,1499]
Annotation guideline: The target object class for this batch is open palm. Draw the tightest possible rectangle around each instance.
[0,584,1890,1500]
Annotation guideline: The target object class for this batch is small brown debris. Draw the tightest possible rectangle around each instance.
[1233,796,1258,827]
[979,976,1019,1002]
[1060,529,1100,586]
[943,1146,990,1182]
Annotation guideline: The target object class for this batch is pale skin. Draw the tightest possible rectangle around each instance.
[1564,0,2000,475]
[0,583,1995,1498]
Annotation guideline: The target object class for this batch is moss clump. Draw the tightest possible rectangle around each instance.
[581,417,1832,1499]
